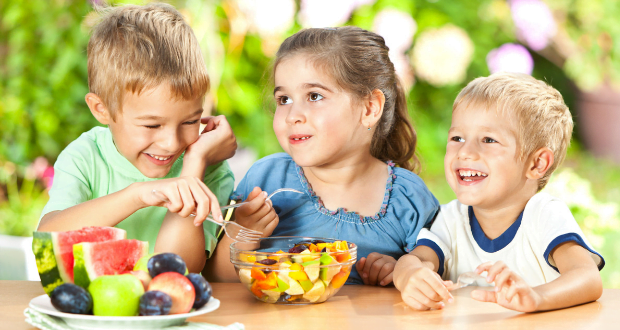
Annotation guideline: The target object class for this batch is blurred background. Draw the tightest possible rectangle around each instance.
[1,0,619,287]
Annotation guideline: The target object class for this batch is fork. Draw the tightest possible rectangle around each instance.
[449,271,487,290]
[220,188,304,211]
[151,189,264,243]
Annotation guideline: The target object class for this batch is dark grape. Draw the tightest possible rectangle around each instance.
[50,283,93,314]
[139,291,172,316]
[186,273,212,309]
[256,259,277,265]
[311,240,325,244]
[147,253,187,277]
[321,247,327,252]
[288,245,307,253]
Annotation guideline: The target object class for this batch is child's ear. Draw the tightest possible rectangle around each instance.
[362,89,385,128]
[526,147,554,180]
[85,93,112,125]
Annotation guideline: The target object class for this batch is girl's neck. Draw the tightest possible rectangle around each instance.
[301,153,389,217]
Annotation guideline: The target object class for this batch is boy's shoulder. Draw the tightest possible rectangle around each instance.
[438,199,468,222]
[59,126,110,160]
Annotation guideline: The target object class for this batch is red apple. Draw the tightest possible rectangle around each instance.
[129,270,152,291]
[147,272,195,314]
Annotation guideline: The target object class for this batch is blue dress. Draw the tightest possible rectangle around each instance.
[231,153,440,284]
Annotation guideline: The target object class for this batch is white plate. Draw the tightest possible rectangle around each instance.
[29,294,220,330]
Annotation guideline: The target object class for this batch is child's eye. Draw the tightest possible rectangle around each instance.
[483,137,498,143]
[309,92,324,102]
[277,96,292,105]
[183,120,199,125]
[144,125,160,129]
[450,136,464,142]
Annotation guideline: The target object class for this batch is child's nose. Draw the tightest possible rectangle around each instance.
[158,131,182,151]
[285,104,306,125]
[457,140,479,160]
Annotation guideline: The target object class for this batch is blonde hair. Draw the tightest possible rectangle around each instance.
[273,27,419,172]
[87,2,209,119]
[453,72,573,190]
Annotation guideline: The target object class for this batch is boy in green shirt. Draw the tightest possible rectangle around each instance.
[37,3,236,273]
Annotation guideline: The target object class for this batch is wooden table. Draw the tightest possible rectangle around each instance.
[3,280,619,330]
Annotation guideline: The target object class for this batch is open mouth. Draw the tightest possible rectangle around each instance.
[458,169,488,182]
[146,153,173,161]
[289,134,312,144]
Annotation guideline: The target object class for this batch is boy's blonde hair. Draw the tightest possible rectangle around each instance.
[453,72,573,190]
[87,3,209,119]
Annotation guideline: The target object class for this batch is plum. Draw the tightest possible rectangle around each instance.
[186,273,212,309]
[139,291,172,316]
[256,259,277,265]
[147,253,187,277]
[50,283,93,314]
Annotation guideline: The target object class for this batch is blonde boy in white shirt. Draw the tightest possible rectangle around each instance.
[393,72,604,312]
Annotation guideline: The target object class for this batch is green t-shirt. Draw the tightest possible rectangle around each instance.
[40,126,234,256]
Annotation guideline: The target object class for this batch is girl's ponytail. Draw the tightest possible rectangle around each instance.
[371,79,419,172]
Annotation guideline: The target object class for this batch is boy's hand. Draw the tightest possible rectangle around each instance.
[356,253,397,286]
[234,187,279,237]
[397,266,454,310]
[471,261,542,312]
[184,115,237,167]
[137,176,223,226]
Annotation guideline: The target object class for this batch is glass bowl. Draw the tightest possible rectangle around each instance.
[230,236,357,304]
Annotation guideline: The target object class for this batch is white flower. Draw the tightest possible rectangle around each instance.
[373,9,417,53]
[298,0,357,28]
[411,24,474,87]
[236,0,296,37]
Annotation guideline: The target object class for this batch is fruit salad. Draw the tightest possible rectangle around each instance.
[231,237,357,304]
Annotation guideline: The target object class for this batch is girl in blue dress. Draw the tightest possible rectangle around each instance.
[205,26,439,285]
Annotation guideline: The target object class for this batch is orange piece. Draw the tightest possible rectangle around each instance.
[330,270,350,289]
[257,271,278,290]
[336,252,351,263]
[308,243,319,252]
[251,267,267,280]
[250,280,264,298]
[339,240,349,251]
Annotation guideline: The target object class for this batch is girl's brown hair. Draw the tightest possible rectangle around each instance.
[273,26,419,172]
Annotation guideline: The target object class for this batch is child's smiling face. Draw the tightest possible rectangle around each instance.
[273,54,369,167]
[107,84,203,178]
[445,103,530,209]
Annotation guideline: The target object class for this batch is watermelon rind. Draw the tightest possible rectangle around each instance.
[32,231,63,295]
[73,239,149,289]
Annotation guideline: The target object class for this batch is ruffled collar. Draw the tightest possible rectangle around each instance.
[295,161,396,223]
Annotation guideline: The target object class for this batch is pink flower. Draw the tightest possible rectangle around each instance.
[487,43,534,75]
[42,166,54,190]
[510,0,557,51]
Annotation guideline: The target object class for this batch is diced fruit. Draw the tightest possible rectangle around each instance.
[317,282,334,303]
[302,259,320,282]
[238,269,253,285]
[251,267,267,280]
[319,253,333,266]
[147,253,188,278]
[32,227,126,295]
[285,279,304,295]
[336,252,352,263]
[272,277,290,292]
[330,270,349,289]
[139,290,172,316]
[186,273,212,309]
[257,272,278,290]
[88,274,144,316]
[302,280,326,303]
[299,280,313,292]
[288,263,309,281]
[320,258,341,285]
[50,283,93,314]
[73,239,148,289]
[250,281,264,298]
[261,289,281,303]
[148,272,195,314]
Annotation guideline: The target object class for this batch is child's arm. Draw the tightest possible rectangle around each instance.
[203,187,279,282]
[355,253,397,286]
[393,246,454,310]
[472,241,602,312]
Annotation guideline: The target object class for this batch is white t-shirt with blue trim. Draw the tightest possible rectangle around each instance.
[416,192,604,287]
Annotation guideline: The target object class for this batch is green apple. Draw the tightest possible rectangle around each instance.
[88,274,144,316]
[303,280,326,303]
[238,268,252,285]
[302,260,320,282]
[133,253,157,272]
[285,278,304,295]
[299,280,313,292]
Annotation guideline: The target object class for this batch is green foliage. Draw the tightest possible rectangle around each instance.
[0,0,97,165]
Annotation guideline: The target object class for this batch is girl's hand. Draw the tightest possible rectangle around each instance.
[234,187,279,237]
[356,252,397,286]
[137,176,223,226]
[397,266,454,310]
[471,261,542,312]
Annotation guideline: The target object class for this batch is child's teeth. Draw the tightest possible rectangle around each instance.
[150,154,171,161]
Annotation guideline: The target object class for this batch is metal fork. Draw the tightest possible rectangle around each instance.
[221,188,304,211]
[449,271,487,290]
[151,189,264,243]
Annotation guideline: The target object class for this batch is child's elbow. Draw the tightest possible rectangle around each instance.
[588,270,604,301]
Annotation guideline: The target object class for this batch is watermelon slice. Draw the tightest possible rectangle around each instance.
[73,239,149,289]
[32,226,126,295]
